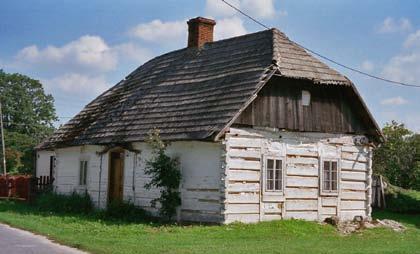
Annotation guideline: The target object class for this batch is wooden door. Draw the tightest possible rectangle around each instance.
[108,151,124,203]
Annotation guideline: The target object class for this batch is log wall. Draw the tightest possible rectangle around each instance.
[50,127,372,224]
[223,127,372,223]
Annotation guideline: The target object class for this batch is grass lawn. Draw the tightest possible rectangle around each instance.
[0,201,418,254]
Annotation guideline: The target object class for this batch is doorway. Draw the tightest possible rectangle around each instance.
[108,150,124,204]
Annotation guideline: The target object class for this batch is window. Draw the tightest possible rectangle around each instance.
[322,160,338,193]
[49,156,56,179]
[79,160,88,185]
[266,158,283,191]
[302,90,311,106]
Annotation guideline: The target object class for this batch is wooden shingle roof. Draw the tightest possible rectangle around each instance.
[38,28,377,149]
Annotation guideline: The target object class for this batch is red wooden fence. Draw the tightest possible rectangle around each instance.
[0,175,53,201]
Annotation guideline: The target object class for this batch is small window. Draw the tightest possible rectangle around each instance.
[266,158,283,191]
[322,160,338,194]
[79,160,88,186]
[302,90,311,106]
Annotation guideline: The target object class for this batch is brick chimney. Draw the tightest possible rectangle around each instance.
[187,17,216,48]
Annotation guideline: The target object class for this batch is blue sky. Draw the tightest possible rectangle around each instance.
[1,0,419,132]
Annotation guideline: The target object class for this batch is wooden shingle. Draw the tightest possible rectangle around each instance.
[38,28,379,149]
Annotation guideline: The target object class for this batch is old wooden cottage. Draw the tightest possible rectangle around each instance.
[37,17,383,223]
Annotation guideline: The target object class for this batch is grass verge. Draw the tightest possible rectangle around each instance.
[0,200,418,254]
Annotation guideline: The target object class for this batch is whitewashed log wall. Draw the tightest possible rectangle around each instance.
[47,127,372,224]
[222,127,372,223]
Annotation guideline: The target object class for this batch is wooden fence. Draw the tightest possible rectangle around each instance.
[371,175,387,208]
[0,175,53,201]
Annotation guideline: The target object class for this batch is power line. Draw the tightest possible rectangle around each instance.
[221,0,270,30]
[220,0,420,88]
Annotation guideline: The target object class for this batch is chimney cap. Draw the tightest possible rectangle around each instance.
[187,17,216,26]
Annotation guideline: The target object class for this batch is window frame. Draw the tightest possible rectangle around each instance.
[262,155,285,196]
[320,158,340,196]
[301,90,311,106]
[79,160,88,186]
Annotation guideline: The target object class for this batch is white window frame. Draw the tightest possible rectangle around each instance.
[262,155,285,196]
[301,90,311,106]
[320,158,340,196]
[79,160,88,186]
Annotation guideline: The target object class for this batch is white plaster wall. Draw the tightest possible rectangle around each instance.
[36,150,55,177]
[125,141,223,222]
[54,145,108,208]
[52,141,224,222]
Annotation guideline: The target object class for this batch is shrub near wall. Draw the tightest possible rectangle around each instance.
[144,129,181,220]
[104,201,152,222]
[35,192,94,214]
[34,192,153,222]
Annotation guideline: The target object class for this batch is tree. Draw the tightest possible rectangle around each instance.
[0,70,57,174]
[373,121,420,190]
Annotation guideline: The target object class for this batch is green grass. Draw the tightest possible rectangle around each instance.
[0,201,419,254]
[386,185,420,213]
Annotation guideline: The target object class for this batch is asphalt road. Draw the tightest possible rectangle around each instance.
[0,224,86,254]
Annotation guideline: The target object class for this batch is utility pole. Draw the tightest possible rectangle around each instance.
[0,100,6,176]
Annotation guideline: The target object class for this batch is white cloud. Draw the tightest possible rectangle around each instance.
[382,52,420,84]
[16,35,117,73]
[377,17,412,33]
[129,19,186,43]
[242,0,276,19]
[128,17,248,44]
[43,73,110,96]
[382,30,420,85]
[278,10,288,17]
[206,0,278,19]
[205,0,240,17]
[361,60,374,72]
[215,17,247,40]
[13,35,152,83]
[380,96,408,106]
[113,42,153,63]
[404,30,420,48]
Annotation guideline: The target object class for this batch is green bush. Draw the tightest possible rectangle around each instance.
[145,129,181,220]
[385,184,420,214]
[102,201,152,222]
[34,191,154,223]
[35,191,94,214]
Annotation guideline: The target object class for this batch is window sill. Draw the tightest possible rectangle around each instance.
[320,191,339,197]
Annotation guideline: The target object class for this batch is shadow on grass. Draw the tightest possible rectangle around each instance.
[372,209,420,229]
[371,185,420,229]
[0,200,214,228]
[1,200,418,231]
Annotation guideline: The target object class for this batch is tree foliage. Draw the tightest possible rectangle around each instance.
[373,121,420,190]
[0,70,57,174]
[144,129,181,220]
